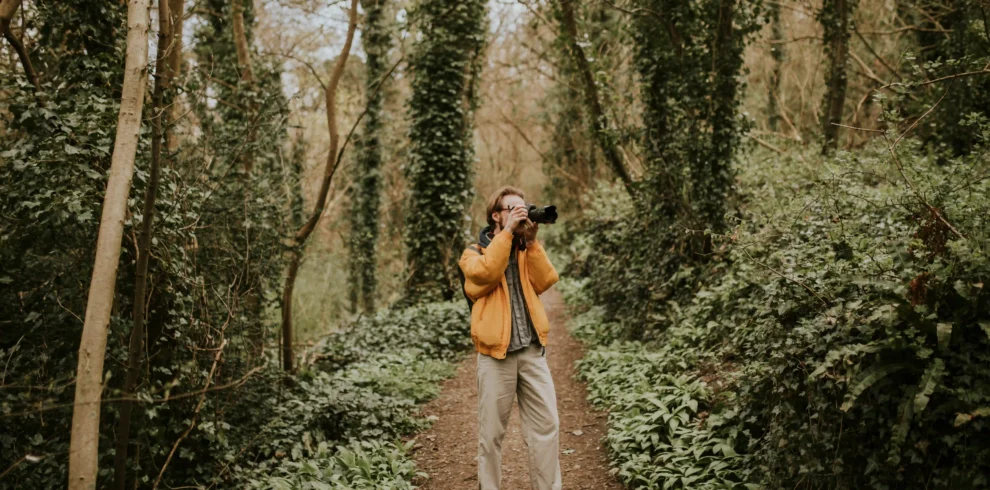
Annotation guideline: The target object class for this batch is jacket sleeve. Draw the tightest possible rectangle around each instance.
[526,240,559,295]
[459,229,514,301]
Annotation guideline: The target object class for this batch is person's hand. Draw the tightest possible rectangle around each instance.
[521,219,539,244]
[503,205,529,233]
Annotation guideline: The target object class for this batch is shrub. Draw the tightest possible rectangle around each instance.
[566,137,990,488]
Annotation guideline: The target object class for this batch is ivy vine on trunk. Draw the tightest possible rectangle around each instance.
[403,0,487,303]
[820,0,855,155]
[347,0,392,314]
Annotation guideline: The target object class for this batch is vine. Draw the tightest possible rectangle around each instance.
[403,0,487,303]
[348,0,393,314]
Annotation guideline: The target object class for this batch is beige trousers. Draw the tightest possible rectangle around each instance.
[477,343,562,490]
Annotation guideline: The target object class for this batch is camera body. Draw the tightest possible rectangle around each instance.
[525,204,557,224]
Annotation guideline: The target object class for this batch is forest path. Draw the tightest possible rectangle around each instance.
[409,290,622,489]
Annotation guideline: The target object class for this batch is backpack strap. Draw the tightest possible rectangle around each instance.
[459,243,483,311]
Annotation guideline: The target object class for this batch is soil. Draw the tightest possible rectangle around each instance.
[409,290,622,489]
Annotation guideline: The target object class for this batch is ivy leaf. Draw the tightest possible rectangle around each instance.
[65,143,82,155]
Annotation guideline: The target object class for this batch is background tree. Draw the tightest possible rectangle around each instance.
[67,0,151,487]
[820,0,855,154]
[910,0,990,156]
[111,1,176,487]
[766,1,785,132]
[0,0,39,94]
[347,0,392,314]
[403,0,487,303]
[555,0,634,194]
[281,0,360,373]
[577,0,762,340]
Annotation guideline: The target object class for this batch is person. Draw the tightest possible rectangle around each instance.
[458,186,561,490]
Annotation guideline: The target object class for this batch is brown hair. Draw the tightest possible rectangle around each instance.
[485,186,525,230]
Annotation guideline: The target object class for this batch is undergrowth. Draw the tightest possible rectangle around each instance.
[226,302,470,489]
[563,138,990,489]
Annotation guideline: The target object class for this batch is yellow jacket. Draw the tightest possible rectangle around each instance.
[458,228,559,359]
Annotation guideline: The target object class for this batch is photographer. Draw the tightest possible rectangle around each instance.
[458,186,561,490]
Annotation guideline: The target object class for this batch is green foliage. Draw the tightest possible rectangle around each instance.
[568,0,763,340]
[312,301,471,370]
[906,0,990,156]
[403,0,487,303]
[0,0,293,487]
[223,301,469,488]
[566,121,990,488]
[244,440,422,490]
[633,0,763,238]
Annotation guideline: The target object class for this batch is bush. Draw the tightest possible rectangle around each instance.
[312,302,471,370]
[222,301,471,488]
[566,137,990,488]
[242,439,422,490]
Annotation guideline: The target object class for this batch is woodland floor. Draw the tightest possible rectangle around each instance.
[409,290,622,489]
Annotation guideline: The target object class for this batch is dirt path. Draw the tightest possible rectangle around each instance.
[410,290,622,489]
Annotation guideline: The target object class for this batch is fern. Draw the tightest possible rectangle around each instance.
[809,342,885,379]
[913,358,946,414]
[888,386,918,465]
[840,362,910,412]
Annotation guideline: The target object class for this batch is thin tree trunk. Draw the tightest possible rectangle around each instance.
[821,0,851,154]
[112,1,172,488]
[231,0,254,84]
[558,0,634,194]
[767,1,784,132]
[165,0,184,153]
[280,0,359,373]
[67,1,151,489]
[231,0,256,174]
[350,0,390,314]
[0,0,41,95]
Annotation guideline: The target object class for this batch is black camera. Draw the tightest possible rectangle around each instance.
[524,204,557,224]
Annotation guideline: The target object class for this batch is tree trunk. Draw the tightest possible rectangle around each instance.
[820,0,851,154]
[699,0,740,236]
[280,0,359,373]
[348,0,390,314]
[231,0,256,174]
[112,1,172,487]
[767,1,784,132]
[67,1,151,489]
[558,0,634,194]
[0,0,41,95]
[165,0,184,153]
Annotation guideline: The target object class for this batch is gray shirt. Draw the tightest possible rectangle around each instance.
[505,244,539,353]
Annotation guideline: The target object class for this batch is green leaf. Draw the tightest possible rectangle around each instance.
[936,323,952,351]
[913,359,945,414]
[954,407,990,427]
[841,362,909,412]
[978,321,990,340]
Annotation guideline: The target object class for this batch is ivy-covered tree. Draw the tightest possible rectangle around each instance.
[819,0,855,154]
[633,0,757,244]
[910,0,990,157]
[347,0,392,314]
[767,1,785,132]
[577,0,762,339]
[403,0,487,303]
[555,0,634,194]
